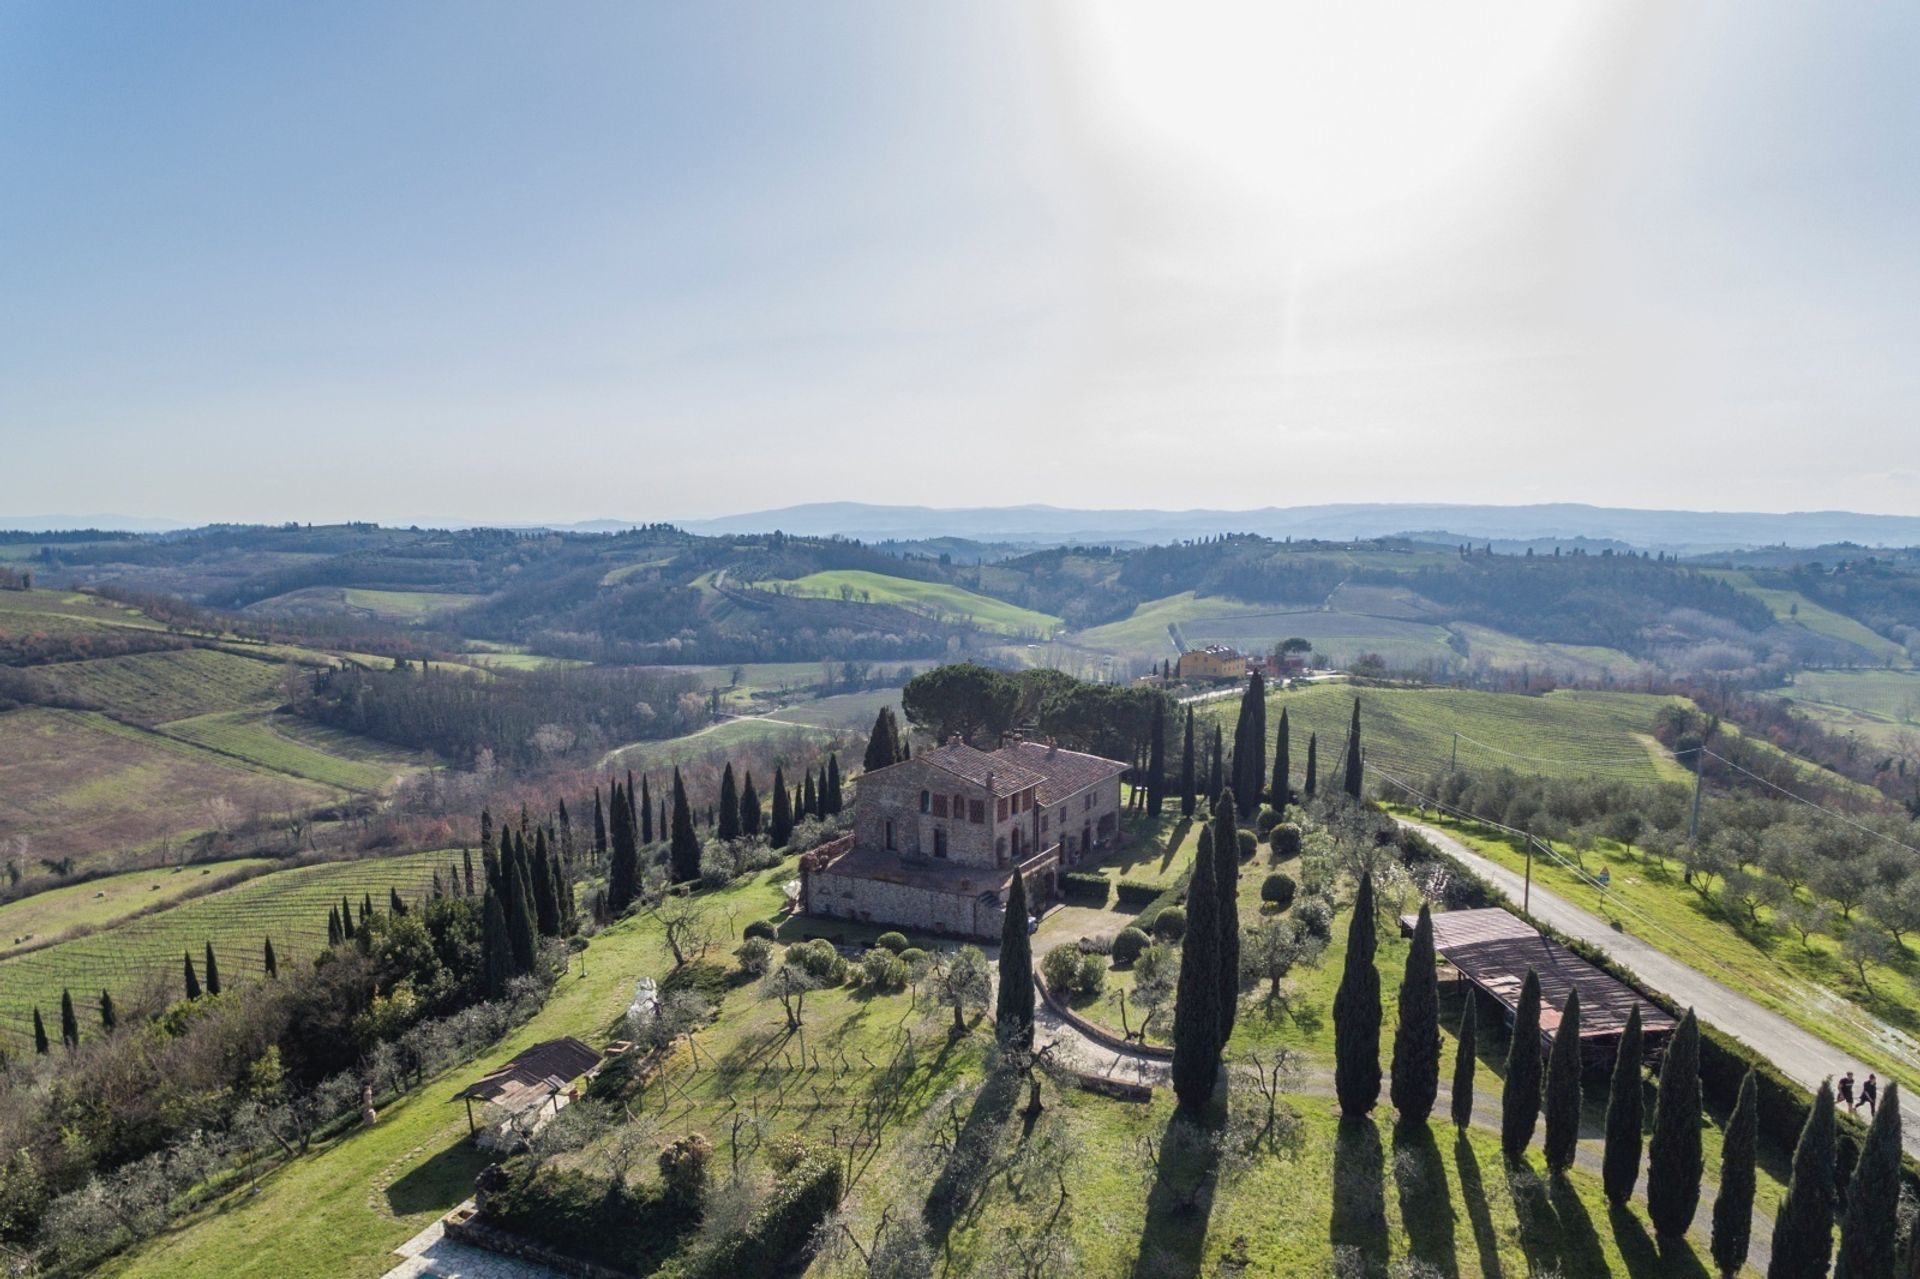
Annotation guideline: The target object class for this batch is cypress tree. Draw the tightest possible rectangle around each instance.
[996,869,1033,1046]
[264,936,278,979]
[1602,1004,1644,1206]
[1207,724,1224,808]
[1305,733,1319,797]
[32,1008,48,1055]
[1212,793,1241,1040]
[641,774,654,845]
[864,706,902,772]
[1390,902,1441,1125]
[204,942,221,996]
[608,782,639,915]
[1232,673,1266,819]
[718,763,741,841]
[341,894,356,941]
[1711,1068,1757,1279]
[1766,1079,1837,1278]
[99,989,116,1031]
[481,807,495,863]
[827,755,842,814]
[60,990,78,1051]
[1333,872,1382,1116]
[1834,1081,1900,1279]
[670,767,701,882]
[770,766,793,848]
[328,906,343,947]
[1647,1008,1705,1242]
[1501,969,1543,1161]
[361,892,373,926]
[801,770,817,821]
[626,771,638,839]
[531,831,560,936]
[183,951,202,1000]
[507,854,538,975]
[1172,822,1224,1110]
[1147,697,1167,818]
[1343,698,1364,801]
[481,888,512,999]
[741,771,762,838]
[1180,707,1197,818]
[463,847,475,896]
[659,798,668,845]
[592,789,607,864]
[1272,707,1291,811]
[1451,996,1478,1130]
[1543,988,1583,1175]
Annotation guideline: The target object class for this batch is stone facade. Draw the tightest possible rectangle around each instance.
[800,739,1127,939]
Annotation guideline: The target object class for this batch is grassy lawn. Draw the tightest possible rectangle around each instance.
[337,588,484,622]
[748,570,1063,637]
[0,858,275,957]
[0,850,460,1054]
[1397,808,1920,1098]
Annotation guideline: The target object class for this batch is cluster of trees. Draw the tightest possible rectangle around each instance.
[476,811,578,998]
[297,662,706,768]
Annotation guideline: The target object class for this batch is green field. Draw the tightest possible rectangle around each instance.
[0,859,276,957]
[1765,669,1920,751]
[338,588,484,622]
[0,587,169,634]
[1708,571,1909,665]
[38,646,290,722]
[1448,622,1645,683]
[0,708,341,867]
[156,710,411,792]
[752,570,1063,637]
[1197,684,1692,786]
[1075,591,1461,668]
[602,716,835,771]
[0,850,460,1052]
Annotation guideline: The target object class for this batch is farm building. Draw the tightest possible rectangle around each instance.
[457,1036,602,1147]
[1176,644,1247,681]
[1403,907,1677,1066]
[799,736,1127,939]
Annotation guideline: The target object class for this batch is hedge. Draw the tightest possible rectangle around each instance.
[1062,871,1110,899]
[679,1155,843,1278]
[1114,879,1164,907]
[487,1158,690,1274]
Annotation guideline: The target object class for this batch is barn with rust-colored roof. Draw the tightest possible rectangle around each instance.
[1404,907,1677,1064]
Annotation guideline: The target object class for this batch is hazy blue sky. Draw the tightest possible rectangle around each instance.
[4,1,1918,524]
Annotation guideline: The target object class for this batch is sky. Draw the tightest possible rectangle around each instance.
[3,1,1919,525]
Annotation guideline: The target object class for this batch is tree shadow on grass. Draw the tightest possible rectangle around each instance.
[1608,1203,1713,1279]
[1393,1123,1457,1278]
[1329,1116,1387,1275]
[385,1140,490,1217]
[1453,1133,1503,1279]
[1546,1175,1610,1278]
[1131,1105,1225,1279]
[921,1070,1019,1250]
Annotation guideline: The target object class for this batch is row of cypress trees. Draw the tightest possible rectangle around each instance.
[1179,685,1340,821]
[1170,790,1247,1109]
[30,934,282,1054]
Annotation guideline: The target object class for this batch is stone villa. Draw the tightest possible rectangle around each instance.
[798,737,1128,939]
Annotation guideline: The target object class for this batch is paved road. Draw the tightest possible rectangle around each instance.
[1401,818,1920,1159]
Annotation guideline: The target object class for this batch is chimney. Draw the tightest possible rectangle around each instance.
[1046,737,1058,757]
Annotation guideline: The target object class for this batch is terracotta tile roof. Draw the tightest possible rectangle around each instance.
[457,1036,601,1107]
[995,740,1130,805]
[916,742,1046,796]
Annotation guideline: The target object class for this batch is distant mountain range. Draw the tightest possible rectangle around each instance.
[671,501,1920,553]
[9,501,1920,551]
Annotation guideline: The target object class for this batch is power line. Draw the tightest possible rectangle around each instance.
[1698,747,1920,860]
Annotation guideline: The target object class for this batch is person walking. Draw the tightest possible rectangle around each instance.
[1861,1073,1878,1116]
[1839,1071,1857,1113]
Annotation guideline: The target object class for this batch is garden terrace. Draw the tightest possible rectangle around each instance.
[1408,906,1677,1065]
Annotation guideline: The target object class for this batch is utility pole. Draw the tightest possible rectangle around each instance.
[1688,749,1705,844]
[1523,836,1533,915]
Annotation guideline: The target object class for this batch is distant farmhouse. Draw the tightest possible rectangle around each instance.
[1174,644,1308,682]
[799,737,1127,939]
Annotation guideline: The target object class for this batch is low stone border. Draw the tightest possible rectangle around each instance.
[445,1207,635,1279]
[1032,970,1172,1060]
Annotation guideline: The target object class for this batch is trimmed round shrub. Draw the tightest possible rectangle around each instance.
[737,937,774,975]
[766,1134,815,1175]
[1254,807,1280,836]
[1077,951,1107,997]
[658,1132,713,1213]
[1042,944,1086,994]
[1294,895,1333,941]
[1260,872,1297,909]
[861,948,909,992]
[1151,905,1187,942]
[792,938,848,983]
[1237,829,1258,860]
[897,947,927,971]
[743,919,778,941]
[875,931,909,954]
[1270,822,1303,858]
[1111,926,1151,965]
